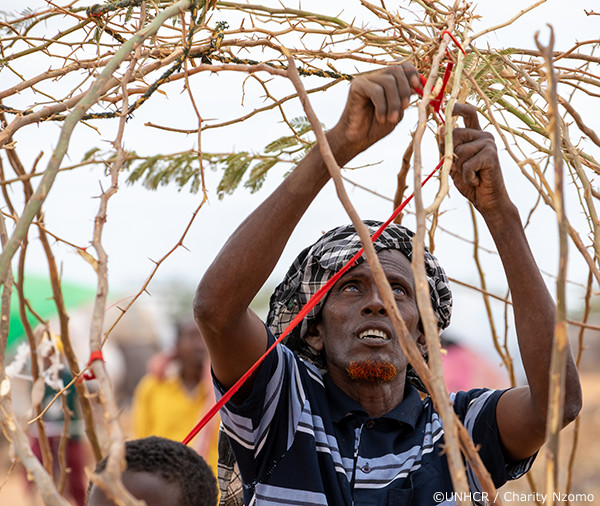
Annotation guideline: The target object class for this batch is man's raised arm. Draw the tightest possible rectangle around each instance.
[448,103,582,462]
[193,64,421,391]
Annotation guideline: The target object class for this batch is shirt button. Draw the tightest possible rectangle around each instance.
[362,463,371,473]
[365,420,375,429]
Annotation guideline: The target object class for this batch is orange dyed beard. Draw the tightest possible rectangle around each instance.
[345,360,398,383]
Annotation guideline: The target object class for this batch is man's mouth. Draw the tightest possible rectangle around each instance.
[358,328,390,340]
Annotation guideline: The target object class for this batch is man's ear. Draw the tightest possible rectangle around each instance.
[305,321,324,352]
[416,322,427,357]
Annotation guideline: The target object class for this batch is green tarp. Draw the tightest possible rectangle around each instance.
[5,273,95,352]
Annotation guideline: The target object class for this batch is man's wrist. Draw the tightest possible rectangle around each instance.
[481,198,521,233]
[325,126,361,166]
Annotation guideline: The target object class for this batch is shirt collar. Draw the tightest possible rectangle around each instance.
[325,375,423,430]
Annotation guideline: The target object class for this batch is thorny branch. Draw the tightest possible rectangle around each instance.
[535,26,570,506]
[410,14,476,505]
[0,204,69,506]
[85,16,145,503]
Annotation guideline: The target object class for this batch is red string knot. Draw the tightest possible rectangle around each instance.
[81,350,105,381]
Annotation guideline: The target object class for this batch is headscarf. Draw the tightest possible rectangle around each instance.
[267,220,453,370]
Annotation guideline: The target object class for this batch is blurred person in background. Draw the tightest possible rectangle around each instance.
[131,318,219,475]
[24,333,87,506]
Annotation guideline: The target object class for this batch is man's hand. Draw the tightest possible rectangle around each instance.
[329,63,421,157]
[449,103,510,217]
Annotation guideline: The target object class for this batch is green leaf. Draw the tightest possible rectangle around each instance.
[263,134,302,153]
[244,158,278,193]
[264,117,313,153]
[124,152,200,192]
[124,117,315,198]
[289,116,312,133]
[81,147,101,162]
[216,152,251,198]
[126,5,134,23]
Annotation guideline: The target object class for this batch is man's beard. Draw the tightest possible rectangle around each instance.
[345,360,398,383]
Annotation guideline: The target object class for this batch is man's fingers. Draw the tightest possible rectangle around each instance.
[393,62,422,99]
[453,128,493,147]
[448,127,493,164]
[459,156,481,187]
[373,72,403,123]
[453,138,498,187]
[452,103,481,130]
[349,64,421,125]
[369,65,418,122]
[352,79,388,123]
[454,135,495,160]
[450,152,479,188]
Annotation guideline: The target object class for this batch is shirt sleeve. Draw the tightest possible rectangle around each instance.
[213,326,307,485]
[451,388,538,490]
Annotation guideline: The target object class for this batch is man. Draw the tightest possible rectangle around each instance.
[86,436,218,506]
[194,64,582,505]
[131,319,219,475]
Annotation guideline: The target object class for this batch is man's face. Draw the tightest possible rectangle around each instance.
[306,249,424,387]
[175,320,208,370]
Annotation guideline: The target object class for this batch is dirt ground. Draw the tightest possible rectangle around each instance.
[1,373,599,505]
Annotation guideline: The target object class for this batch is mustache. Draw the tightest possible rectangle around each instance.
[345,360,398,383]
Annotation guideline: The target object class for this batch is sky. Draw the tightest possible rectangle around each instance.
[1,0,599,364]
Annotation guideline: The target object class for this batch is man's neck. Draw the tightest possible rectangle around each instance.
[329,370,407,418]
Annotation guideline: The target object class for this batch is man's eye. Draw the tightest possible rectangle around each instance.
[392,286,406,296]
[343,284,359,292]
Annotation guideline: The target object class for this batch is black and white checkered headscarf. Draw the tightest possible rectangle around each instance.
[267,220,453,369]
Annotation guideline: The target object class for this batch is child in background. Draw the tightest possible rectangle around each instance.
[86,436,218,506]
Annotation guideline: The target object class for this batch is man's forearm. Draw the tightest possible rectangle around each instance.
[483,201,580,420]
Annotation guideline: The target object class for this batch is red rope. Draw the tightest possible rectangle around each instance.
[440,30,467,55]
[432,58,453,114]
[416,31,465,119]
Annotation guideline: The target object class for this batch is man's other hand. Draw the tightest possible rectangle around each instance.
[330,63,421,157]
[449,103,511,217]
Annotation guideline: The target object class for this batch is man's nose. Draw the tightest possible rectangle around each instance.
[361,288,387,316]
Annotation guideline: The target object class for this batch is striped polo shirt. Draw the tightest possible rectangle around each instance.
[216,329,535,505]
